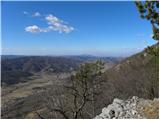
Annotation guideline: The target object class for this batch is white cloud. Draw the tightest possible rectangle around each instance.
[45,14,74,33]
[32,12,41,17]
[25,13,74,34]
[25,25,41,33]
[25,25,52,33]
[25,25,42,33]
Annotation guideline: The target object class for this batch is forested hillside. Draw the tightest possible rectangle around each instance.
[98,44,159,111]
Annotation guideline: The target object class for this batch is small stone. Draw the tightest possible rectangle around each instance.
[144,53,147,57]
[131,110,137,115]
[109,110,115,118]
[113,98,123,104]
[102,107,108,113]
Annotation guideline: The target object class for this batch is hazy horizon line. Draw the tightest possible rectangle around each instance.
[1,52,140,58]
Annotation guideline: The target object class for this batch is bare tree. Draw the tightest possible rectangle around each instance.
[65,60,105,118]
[35,60,105,119]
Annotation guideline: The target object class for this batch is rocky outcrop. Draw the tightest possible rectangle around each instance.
[94,96,159,119]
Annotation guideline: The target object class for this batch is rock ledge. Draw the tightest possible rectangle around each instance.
[94,96,159,119]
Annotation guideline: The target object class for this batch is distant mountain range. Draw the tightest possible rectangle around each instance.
[1,55,121,85]
[1,55,123,61]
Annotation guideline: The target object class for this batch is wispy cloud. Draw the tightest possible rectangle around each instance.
[24,12,74,34]
[32,12,41,17]
[45,14,74,33]
[23,11,41,17]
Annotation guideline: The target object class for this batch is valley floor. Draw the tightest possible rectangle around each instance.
[1,72,70,118]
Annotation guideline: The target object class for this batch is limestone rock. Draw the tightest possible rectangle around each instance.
[94,96,158,119]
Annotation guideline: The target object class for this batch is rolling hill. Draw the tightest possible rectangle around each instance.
[1,55,120,85]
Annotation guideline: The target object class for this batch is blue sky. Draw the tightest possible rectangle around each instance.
[1,1,157,57]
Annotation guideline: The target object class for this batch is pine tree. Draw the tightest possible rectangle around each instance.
[135,1,159,41]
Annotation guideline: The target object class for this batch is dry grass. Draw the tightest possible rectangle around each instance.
[137,98,159,119]
[1,72,69,105]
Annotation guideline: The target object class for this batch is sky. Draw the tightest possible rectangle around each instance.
[1,1,157,57]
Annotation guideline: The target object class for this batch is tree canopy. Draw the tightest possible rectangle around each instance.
[135,1,159,41]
